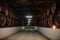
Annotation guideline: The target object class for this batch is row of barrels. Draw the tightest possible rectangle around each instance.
[31,3,60,27]
[0,5,13,27]
[0,5,27,27]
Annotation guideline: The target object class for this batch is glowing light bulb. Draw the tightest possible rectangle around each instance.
[52,25,56,29]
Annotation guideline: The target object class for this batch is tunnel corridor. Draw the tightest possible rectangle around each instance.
[0,0,60,40]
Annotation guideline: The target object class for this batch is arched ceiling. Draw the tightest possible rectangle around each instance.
[0,0,55,18]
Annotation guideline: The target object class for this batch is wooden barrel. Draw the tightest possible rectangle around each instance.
[0,6,6,26]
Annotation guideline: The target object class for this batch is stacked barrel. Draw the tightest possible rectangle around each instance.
[0,4,13,27]
[0,5,5,27]
[55,1,60,27]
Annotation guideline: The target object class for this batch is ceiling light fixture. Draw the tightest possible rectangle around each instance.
[26,16,32,19]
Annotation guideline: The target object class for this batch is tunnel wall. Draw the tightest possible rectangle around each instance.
[0,27,21,39]
[37,27,60,40]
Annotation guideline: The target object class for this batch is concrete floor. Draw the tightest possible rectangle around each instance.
[3,30,50,40]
